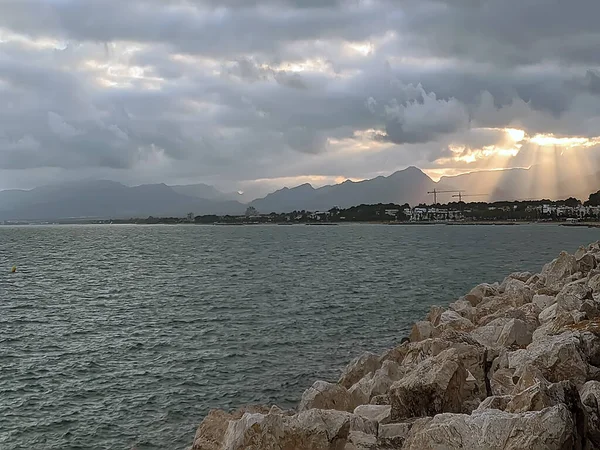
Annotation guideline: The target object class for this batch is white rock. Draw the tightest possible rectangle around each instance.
[298,380,354,412]
[409,321,438,342]
[507,332,589,388]
[533,293,556,310]
[497,318,532,348]
[476,395,512,411]
[502,278,534,306]
[353,404,391,424]
[438,310,476,332]
[539,303,559,323]
[425,305,445,326]
[344,431,377,450]
[542,251,578,291]
[490,367,516,396]
[589,274,600,293]
[466,283,499,306]
[469,318,512,348]
[555,279,593,312]
[389,348,473,420]
[221,409,376,450]
[449,298,477,322]
[403,405,578,450]
[339,352,381,389]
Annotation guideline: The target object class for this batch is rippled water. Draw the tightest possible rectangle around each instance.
[0,224,598,449]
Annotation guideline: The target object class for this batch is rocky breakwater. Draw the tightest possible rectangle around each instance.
[192,242,600,450]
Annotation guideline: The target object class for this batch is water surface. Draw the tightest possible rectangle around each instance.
[0,224,597,449]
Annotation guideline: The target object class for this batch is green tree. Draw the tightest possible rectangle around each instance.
[585,191,600,206]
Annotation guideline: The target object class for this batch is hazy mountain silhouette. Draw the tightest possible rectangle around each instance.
[0,180,244,221]
[2,165,599,221]
[249,166,455,212]
[440,166,600,202]
[170,183,239,201]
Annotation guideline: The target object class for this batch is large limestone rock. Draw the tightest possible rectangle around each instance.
[348,361,401,406]
[533,293,556,310]
[448,298,477,322]
[221,409,377,450]
[377,422,415,449]
[539,302,559,324]
[399,336,486,399]
[389,348,473,421]
[578,251,597,274]
[425,305,445,326]
[466,283,499,306]
[409,320,438,342]
[299,380,354,412]
[501,278,534,306]
[580,380,600,446]
[507,332,589,387]
[490,367,516,396]
[542,251,579,291]
[589,274,600,293]
[403,405,580,450]
[476,395,512,411]
[555,279,593,312]
[352,404,391,424]
[497,318,532,348]
[192,406,271,450]
[437,310,475,332]
[339,352,381,389]
[469,317,512,348]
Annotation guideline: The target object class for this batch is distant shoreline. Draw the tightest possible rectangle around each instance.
[1,220,596,227]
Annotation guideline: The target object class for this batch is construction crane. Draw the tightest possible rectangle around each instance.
[427,189,464,204]
[451,193,488,202]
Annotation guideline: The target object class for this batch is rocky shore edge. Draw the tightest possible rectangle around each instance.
[191,241,600,450]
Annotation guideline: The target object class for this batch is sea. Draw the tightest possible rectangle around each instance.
[0,223,598,450]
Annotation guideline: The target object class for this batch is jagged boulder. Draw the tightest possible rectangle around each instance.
[353,405,391,424]
[409,321,438,342]
[539,303,559,323]
[533,293,556,310]
[555,279,593,312]
[425,306,445,326]
[490,367,516,396]
[532,310,585,342]
[221,409,377,450]
[578,252,597,274]
[377,421,416,448]
[348,361,401,406]
[403,405,581,450]
[448,298,477,322]
[465,283,499,306]
[192,406,272,450]
[389,349,474,421]
[542,251,579,291]
[437,310,476,332]
[502,278,534,306]
[589,274,600,295]
[299,380,355,412]
[339,352,381,389]
[469,317,512,348]
[508,332,589,388]
[580,380,600,446]
[476,395,512,411]
[497,318,532,348]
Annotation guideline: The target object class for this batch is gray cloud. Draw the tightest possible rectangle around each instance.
[0,0,599,191]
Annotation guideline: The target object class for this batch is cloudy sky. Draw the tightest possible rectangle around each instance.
[1,0,599,197]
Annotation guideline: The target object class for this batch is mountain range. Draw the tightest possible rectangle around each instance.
[0,165,598,220]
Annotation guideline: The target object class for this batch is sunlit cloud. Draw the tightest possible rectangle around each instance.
[530,134,600,148]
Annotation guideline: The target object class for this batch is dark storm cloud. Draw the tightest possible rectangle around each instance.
[0,0,600,190]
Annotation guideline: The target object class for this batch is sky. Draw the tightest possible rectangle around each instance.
[1,0,600,198]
